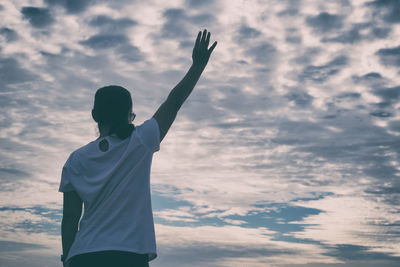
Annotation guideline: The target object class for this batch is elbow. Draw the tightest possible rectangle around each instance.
[167,92,182,111]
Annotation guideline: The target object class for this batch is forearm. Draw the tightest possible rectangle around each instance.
[168,63,205,110]
[61,217,79,258]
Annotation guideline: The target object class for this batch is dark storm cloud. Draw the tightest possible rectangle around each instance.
[185,0,215,7]
[299,55,348,83]
[21,7,54,28]
[325,244,400,262]
[116,44,143,62]
[376,46,400,67]
[369,85,400,116]
[213,85,273,117]
[353,72,384,84]
[0,27,18,42]
[245,42,277,64]
[388,120,400,132]
[158,243,298,267]
[336,92,361,99]
[285,28,302,44]
[277,0,301,17]
[88,15,137,32]
[306,12,344,34]
[45,0,92,14]
[292,47,321,65]
[161,9,190,39]
[322,23,391,44]
[0,168,30,179]
[285,91,314,107]
[373,86,400,103]
[0,240,48,252]
[80,34,129,49]
[79,33,143,61]
[367,0,400,23]
[270,106,400,187]
[160,8,216,40]
[188,13,215,25]
[238,24,261,40]
[0,57,37,89]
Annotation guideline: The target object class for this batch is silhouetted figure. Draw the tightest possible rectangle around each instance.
[59,30,217,267]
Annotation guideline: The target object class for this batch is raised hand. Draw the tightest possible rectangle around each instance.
[192,29,217,69]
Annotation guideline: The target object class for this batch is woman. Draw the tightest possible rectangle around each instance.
[59,30,217,267]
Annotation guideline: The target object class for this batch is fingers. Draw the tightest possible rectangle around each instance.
[205,31,210,48]
[201,29,207,45]
[194,31,201,51]
[208,41,217,54]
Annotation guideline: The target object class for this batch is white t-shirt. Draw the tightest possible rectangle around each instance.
[59,118,160,263]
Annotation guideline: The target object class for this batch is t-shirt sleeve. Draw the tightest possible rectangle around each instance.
[139,117,160,152]
[58,155,75,193]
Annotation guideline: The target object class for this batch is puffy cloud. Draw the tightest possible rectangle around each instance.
[44,0,92,14]
[79,34,129,49]
[185,0,215,8]
[0,57,37,89]
[299,55,348,83]
[238,24,261,40]
[88,15,138,32]
[306,12,344,34]
[376,46,400,67]
[367,0,400,24]
[0,27,18,42]
[285,91,314,108]
[20,7,54,28]
[322,23,391,44]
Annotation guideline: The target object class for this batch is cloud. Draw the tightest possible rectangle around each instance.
[153,224,334,266]
[0,27,18,42]
[322,23,391,44]
[326,244,400,261]
[352,72,384,85]
[79,33,143,62]
[306,12,344,34]
[388,120,400,132]
[376,46,400,67]
[80,34,129,49]
[372,86,400,105]
[285,91,314,108]
[244,42,277,65]
[367,0,400,23]
[20,7,54,28]
[299,55,348,83]
[238,23,261,40]
[0,240,48,252]
[160,8,216,40]
[285,28,302,44]
[0,57,37,89]
[88,15,137,32]
[160,9,191,39]
[185,0,215,8]
[45,0,92,14]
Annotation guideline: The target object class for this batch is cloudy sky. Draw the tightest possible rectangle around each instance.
[1,0,400,266]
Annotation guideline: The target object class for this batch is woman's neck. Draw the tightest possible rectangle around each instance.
[99,124,111,138]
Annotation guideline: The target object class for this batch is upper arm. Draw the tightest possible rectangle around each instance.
[63,191,83,220]
[153,95,179,142]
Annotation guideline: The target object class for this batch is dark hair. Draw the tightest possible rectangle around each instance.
[92,85,135,140]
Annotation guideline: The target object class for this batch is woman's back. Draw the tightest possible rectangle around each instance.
[59,118,160,263]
